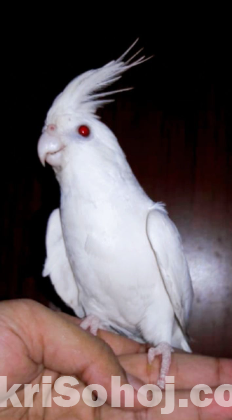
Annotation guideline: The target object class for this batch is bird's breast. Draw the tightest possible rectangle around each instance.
[59,193,164,326]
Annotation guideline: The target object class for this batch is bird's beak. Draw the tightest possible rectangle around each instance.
[37,125,64,167]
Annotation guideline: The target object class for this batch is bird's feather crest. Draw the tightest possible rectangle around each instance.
[46,39,151,123]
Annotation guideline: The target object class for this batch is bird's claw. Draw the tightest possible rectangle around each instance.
[80,315,100,335]
[148,342,172,389]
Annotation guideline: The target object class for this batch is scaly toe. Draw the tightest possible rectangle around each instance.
[80,315,100,335]
[147,342,172,389]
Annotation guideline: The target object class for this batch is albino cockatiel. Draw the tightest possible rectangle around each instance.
[38,40,193,388]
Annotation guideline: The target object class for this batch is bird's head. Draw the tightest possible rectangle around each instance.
[38,40,151,175]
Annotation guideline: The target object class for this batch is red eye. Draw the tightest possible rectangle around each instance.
[78,125,90,137]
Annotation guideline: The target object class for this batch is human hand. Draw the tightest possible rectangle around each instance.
[0,299,231,419]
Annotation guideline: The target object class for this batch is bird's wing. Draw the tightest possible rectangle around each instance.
[146,207,193,332]
[43,208,84,318]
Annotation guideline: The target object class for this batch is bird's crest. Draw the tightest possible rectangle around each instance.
[46,39,151,122]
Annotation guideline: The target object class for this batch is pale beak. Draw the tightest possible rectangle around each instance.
[37,125,64,167]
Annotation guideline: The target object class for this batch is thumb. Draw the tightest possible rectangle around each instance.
[0,299,142,409]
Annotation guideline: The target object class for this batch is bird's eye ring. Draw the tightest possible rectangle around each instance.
[77,125,90,137]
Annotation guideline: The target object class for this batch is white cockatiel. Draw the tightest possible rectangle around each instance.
[38,40,194,388]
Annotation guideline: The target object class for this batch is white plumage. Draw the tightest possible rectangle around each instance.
[38,40,194,388]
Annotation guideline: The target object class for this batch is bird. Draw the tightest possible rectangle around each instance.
[37,39,194,388]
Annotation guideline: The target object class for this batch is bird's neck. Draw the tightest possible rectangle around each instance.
[57,149,147,206]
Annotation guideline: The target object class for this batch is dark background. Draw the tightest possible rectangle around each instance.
[1,12,231,358]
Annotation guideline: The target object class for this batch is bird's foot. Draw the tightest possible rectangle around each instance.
[148,342,173,389]
[80,315,100,336]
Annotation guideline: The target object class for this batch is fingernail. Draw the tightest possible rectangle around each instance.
[126,373,157,403]
[126,372,145,391]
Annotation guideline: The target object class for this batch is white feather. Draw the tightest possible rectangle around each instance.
[39,41,193,354]
[46,39,152,123]
[43,208,84,318]
[147,208,194,331]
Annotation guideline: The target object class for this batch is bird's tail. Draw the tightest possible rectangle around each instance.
[172,324,192,352]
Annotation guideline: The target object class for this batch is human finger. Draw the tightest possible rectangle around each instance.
[0,300,142,409]
[119,353,232,390]
[56,311,147,356]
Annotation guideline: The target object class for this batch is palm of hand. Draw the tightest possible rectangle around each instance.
[0,300,231,419]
